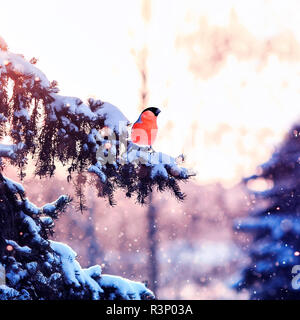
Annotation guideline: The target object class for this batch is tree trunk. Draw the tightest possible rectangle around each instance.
[147,192,158,295]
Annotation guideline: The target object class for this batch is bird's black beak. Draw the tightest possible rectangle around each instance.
[155,108,161,116]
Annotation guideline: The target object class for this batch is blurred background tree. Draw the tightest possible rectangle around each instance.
[235,123,300,299]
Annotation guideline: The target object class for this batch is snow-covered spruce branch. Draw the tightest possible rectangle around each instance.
[0,39,193,205]
[0,175,154,300]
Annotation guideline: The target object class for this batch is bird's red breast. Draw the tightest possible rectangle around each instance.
[131,110,158,146]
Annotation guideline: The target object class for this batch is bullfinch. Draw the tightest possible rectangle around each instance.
[131,107,161,151]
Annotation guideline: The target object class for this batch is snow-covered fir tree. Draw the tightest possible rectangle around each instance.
[0,37,192,300]
[235,122,300,299]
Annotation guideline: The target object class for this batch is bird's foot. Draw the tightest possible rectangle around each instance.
[148,146,156,153]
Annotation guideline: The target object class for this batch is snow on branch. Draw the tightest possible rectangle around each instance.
[0,143,25,160]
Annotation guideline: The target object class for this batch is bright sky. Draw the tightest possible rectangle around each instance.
[2,0,300,187]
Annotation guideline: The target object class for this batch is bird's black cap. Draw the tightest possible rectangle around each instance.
[142,107,161,116]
